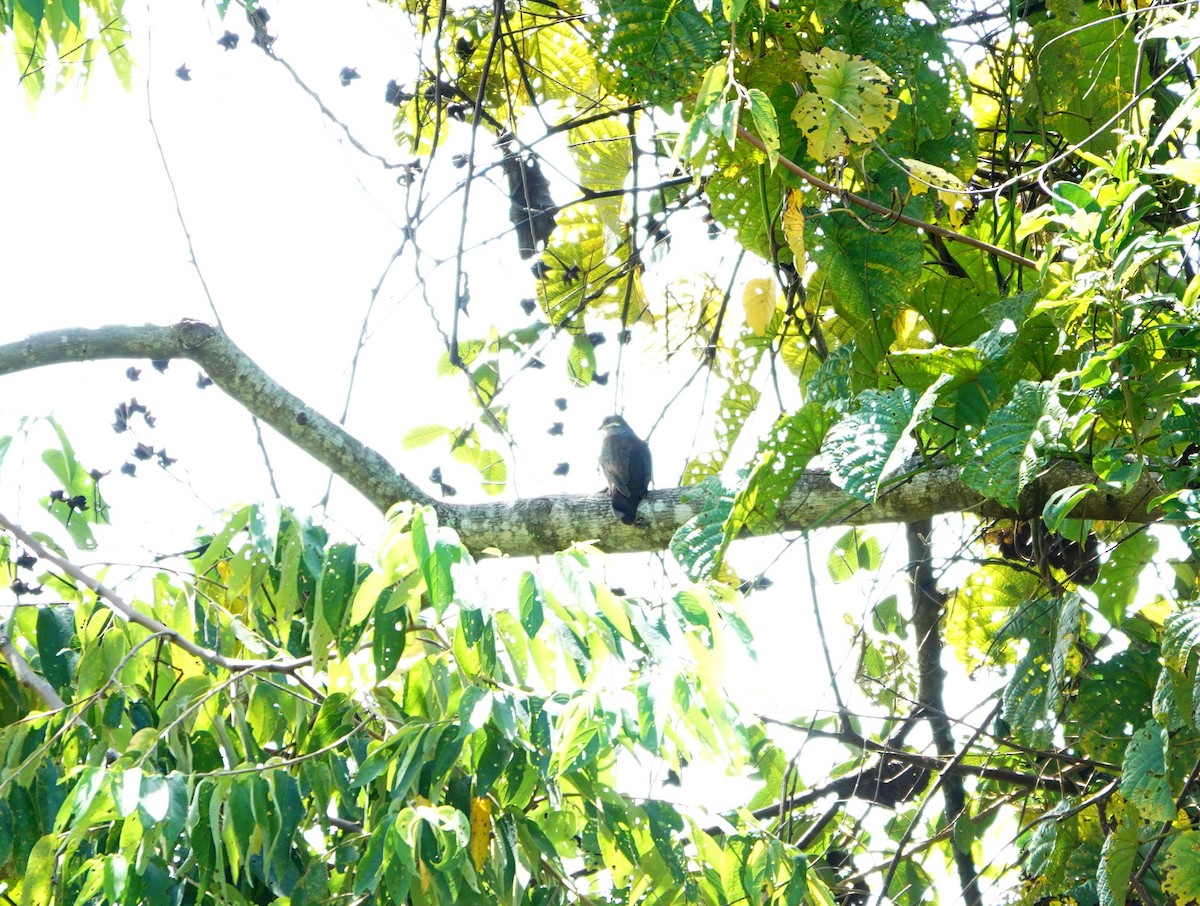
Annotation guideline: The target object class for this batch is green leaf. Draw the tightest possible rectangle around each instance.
[746,88,779,167]
[355,814,394,895]
[1164,830,1200,905]
[722,403,831,556]
[593,0,723,109]
[1097,821,1139,906]
[825,388,917,501]
[314,542,359,662]
[827,529,882,582]
[959,381,1063,510]
[402,424,453,449]
[517,571,544,638]
[785,853,808,906]
[1002,637,1055,748]
[1120,720,1176,823]
[35,604,76,696]
[1164,606,1200,676]
[670,478,734,580]
[373,590,406,680]
[567,334,596,386]
[1093,531,1156,628]
[17,0,43,25]
[1041,485,1096,533]
[21,834,54,906]
[302,692,354,755]
[412,507,462,615]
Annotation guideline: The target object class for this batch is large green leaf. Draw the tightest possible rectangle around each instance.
[959,381,1063,510]
[825,387,917,501]
[592,0,723,108]
[721,403,832,556]
[1002,637,1055,747]
[1119,720,1175,823]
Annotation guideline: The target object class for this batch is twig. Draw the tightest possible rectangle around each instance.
[145,23,281,500]
[0,512,310,675]
[736,127,1038,269]
[0,631,67,711]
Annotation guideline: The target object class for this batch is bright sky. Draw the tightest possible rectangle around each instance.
[0,0,935,814]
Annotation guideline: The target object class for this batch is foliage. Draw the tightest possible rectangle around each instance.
[10,0,1200,903]
[0,0,130,97]
[1,498,833,905]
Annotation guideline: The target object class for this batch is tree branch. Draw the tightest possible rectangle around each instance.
[0,631,67,711]
[906,519,980,906]
[0,322,1172,557]
[736,127,1038,269]
[0,512,311,676]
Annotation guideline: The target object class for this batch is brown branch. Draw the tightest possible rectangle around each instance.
[736,127,1038,269]
[0,322,1172,557]
[750,717,1095,826]
[905,518,980,906]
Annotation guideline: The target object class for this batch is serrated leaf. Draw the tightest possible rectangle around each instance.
[722,403,831,562]
[959,381,1063,510]
[1164,606,1200,676]
[791,49,898,161]
[825,387,917,501]
[1002,637,1055,748]
[1120,720,1176,823]
[671,478,734,580]
[827,529,882,582]
[568,334,597,385]
[402,425,453,449]
[1097,821,1140,906]
[1164,830,1200,905]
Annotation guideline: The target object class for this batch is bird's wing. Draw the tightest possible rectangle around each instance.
[601,434,637,497]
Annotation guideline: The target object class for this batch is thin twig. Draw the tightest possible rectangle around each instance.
[0,631,67,711]
[145,21,281,500]
[0,512,310,675]
[736,127,1037,269]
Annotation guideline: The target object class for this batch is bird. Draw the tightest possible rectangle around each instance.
[599,415,652,525]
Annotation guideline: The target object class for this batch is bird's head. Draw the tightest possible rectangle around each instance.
[599,415,631,434]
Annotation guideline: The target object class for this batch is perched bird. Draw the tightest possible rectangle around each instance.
[599,415,652,525]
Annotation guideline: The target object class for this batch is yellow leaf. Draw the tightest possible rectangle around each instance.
[469,797,492,872]
[1160,158,1200,185]
[791,48,898,161]
[781,189,806,268]
[742,278,776,337]
[899,158,971,227]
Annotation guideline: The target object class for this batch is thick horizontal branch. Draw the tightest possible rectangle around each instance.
[0,322,1168,557]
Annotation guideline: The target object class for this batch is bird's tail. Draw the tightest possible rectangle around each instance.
[611,493,639,525]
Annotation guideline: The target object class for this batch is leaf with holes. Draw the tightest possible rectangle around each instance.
[791,49,898,162]
[825,387,917,502]
[959,381,1063,510]
[1120,720,1176,823]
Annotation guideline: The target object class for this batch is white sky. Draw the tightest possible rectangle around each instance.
[0,3,1038,844]
[0,0,867,720]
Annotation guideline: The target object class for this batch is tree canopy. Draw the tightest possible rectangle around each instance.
[4,0,1200,904]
